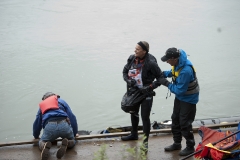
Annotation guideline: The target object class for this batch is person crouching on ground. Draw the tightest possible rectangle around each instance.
[159,48,200,156]
[33,92,78,160]
[121,41,165,152]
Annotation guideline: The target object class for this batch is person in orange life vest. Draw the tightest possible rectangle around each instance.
[159,48,200,156]
[121,41,166,153]
[33,92,78,160]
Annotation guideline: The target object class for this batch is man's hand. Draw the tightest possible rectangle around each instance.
[160,78,170,87]
[127,79,136,87]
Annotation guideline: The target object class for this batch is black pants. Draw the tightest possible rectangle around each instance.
[131,96,153,143]
[171,98,196,147]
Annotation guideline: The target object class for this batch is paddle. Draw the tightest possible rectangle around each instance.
[180,129,240,160]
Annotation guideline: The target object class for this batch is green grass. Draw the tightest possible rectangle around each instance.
[93,136,148,160]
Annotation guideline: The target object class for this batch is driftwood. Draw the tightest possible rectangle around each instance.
[0,122,238,147]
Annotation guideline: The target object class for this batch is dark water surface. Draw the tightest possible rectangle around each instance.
[0,0,240,143]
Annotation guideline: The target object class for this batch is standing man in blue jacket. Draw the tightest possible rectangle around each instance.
[160,48,200,156]
[33,92,78,160]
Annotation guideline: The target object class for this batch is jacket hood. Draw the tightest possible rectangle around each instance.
[175,49,192,70]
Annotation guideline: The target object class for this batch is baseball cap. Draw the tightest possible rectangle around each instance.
[161,47,180,62]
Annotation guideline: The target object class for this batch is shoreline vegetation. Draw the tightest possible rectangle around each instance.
[93,140,148,160]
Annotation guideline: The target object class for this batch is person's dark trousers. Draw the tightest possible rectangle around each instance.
[131,96,153,143]
[171,98,196,147]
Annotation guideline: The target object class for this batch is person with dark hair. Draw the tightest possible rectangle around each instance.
[33,92,78,160]
[121,41,166,152]
[160,48,200,156]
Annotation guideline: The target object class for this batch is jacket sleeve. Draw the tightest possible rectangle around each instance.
[168,66,192,95]
[163,70,173,78]
[122,55,135,82]
[59,99,78,136]
[33,109,42,139]
[150,61,166,89]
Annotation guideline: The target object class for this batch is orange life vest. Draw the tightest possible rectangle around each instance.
[39,95,59,114]
[195,126,237,159]
[198,126,236,148]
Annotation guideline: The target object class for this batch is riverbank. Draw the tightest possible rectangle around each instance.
[0,132,202,160]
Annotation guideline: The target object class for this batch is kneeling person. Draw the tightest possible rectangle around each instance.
[33,92,78,160]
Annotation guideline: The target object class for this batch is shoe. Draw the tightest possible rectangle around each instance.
[121,133,138,141]
[179,146,195,156]
[56,138,68,159]
[164,143,182,151]
[41,142,52,160]
[67,139,76,149]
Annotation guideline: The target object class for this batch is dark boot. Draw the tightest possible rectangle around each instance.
[121,132,138,141]
[56,138,68,159]
[40,141,52,160]
[179,146,195,156]
[164,143,182,151]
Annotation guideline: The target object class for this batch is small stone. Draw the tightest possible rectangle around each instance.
[109,145,113,147]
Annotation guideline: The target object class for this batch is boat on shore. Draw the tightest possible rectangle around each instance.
[79,115,240,135]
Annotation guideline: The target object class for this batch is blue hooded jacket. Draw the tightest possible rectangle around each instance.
[33,98,78,138]
[163,49,199,104]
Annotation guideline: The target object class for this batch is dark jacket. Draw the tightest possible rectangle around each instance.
[123,53,164,88]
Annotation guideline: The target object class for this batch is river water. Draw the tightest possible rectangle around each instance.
[1,0,240,143]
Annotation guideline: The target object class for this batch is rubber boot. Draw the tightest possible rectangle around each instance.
[56,138,68,159]
[39,141,52,160]
[180,133,195,156]
[121,131,138,141]
[179,146,195,156]
[164,143,182,151]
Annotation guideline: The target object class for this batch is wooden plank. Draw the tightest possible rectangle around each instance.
[76,122,239,140]
[0,122,238,147]
[0,140,39,147]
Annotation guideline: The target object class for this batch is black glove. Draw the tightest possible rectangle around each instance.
[126,79,136,87]
[160,78,170,87]
[140,86,153,94]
